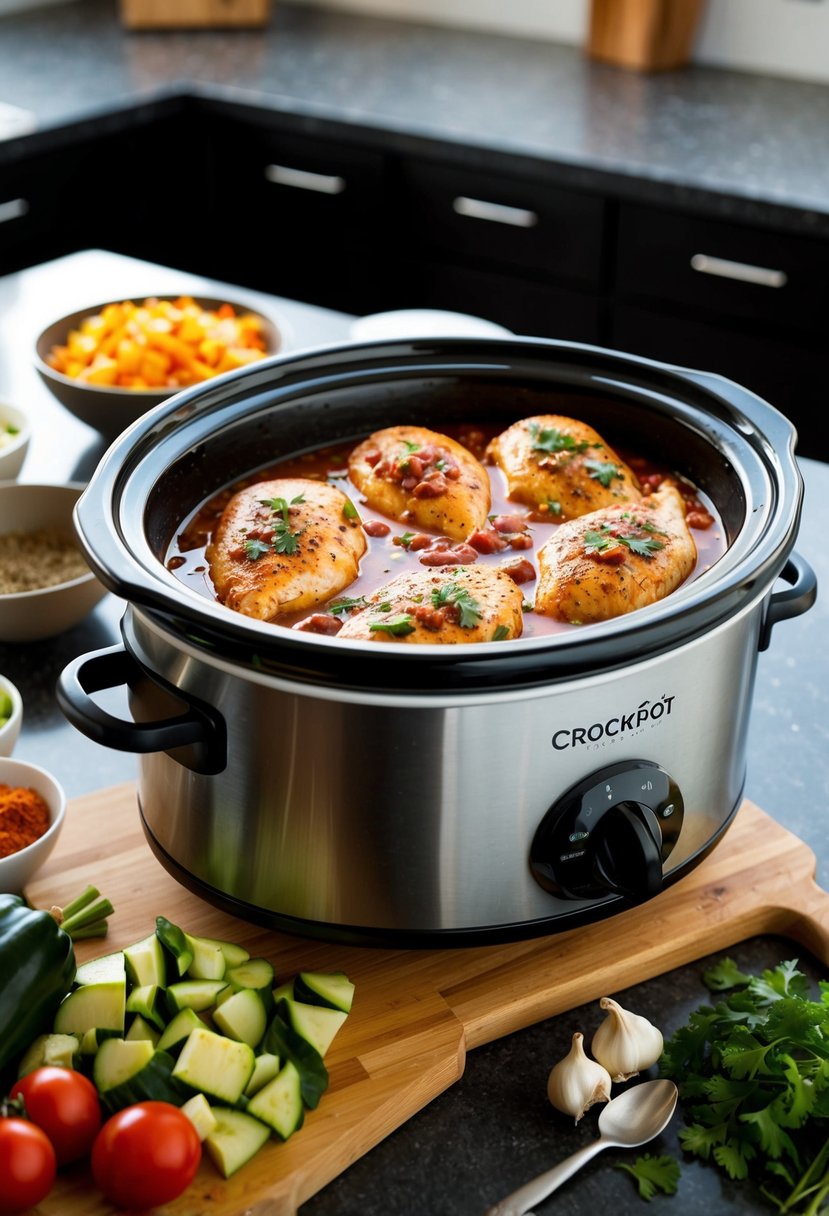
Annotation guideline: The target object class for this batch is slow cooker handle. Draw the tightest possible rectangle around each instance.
[57,644,227,776]
[759,552,817,652]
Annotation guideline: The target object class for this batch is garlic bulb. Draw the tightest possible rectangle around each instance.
[590,997,663,1082]
[547,1031,612,1123]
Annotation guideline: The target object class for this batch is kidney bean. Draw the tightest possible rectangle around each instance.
[363,520,391,537]
[469,529,508,554]
[508,533,533,550]
[295,614,343,635]
[414,475,448,497]
[492,514,528,534]
[501,558,536,584]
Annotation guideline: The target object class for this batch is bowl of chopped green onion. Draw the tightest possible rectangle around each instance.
[0,403,30,481]
[0,674,22,756]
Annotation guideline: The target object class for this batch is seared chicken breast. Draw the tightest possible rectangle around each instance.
[488,414,641,521]
[535,484,696,624]
[337,565,524,644]
[206,477,366,620]
[349,425,490,541]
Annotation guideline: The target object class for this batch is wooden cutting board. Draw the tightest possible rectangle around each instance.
[24,786,829,1216]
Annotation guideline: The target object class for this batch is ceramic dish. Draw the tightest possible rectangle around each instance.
[0,402,30,480]
[0,756,66,893]
[34,295,284,440]
[350,309,511,341]
[0,673,22,756]
[0,482,107,642]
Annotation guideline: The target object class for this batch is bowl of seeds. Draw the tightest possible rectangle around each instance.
[0,482,107,642]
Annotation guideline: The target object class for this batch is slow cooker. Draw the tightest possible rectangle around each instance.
[58,337,816,945]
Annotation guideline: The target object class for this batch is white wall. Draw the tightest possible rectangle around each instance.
[288,0,829,85]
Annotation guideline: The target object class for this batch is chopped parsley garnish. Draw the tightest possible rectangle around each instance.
[329,596,367,615]
[431,582,483,628]
[369,613,415,637]
[583,523,664,559]
[615,1154,680,1201]
[546,499,562,516]
[402,440,421,453]
[272,525,301,555]
[584,459,621,488]
[397,532,416,549]
[244,539,271,561]
[491,625,510,641]
[342,499,359,520]
[260,493,305,520]
[256,494,305,556]
[528,422,589,455]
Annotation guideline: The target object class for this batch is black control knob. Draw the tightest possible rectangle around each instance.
[591,801,663,902]
[529,760,684,903]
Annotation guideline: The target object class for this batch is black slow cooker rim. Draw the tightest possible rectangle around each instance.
[74,335,803,694]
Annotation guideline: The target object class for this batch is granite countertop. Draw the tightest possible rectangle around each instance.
[1,0,829,235]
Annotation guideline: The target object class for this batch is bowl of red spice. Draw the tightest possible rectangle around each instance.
[0,482,108,642]
[0,757,66,893]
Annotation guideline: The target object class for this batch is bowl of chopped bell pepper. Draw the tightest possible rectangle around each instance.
[34,295,283,440]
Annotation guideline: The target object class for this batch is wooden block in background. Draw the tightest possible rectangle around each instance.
[587,0,706,71]
[120,0,271,29]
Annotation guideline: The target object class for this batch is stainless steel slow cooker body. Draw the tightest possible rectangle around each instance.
[60,337,816,945]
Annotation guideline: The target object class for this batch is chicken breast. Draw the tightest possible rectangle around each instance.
[337,565,524,644]
[535,484,697,624]
[206,477,366,620]
[488,414,641,521]
[349,425,490,541]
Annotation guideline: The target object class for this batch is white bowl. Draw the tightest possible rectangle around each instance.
[0,674,22,756]
[0,756,66,893]
[0,482,108,642]
[350,309,512,341]
[0,403,30,480]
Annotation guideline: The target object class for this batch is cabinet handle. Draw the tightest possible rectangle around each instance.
[690,253,787,289]
[264,164,346,195]
[452,196,538,228]
[0,197,28,225]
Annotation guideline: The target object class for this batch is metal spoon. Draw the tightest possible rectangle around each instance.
[484,1077,678,1216]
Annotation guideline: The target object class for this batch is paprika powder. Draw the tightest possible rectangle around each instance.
[0,783,50,857]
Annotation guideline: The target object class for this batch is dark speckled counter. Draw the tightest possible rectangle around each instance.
[0,0,829,235]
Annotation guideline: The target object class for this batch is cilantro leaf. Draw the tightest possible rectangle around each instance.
[431,582,483,628]
[584,458,621,487]
[272,523,301,555]
[491,625,510,641]
[244,539,270,561]
[369,613,415,637]
[624,535,665,557]
[704,958,752,991]
[615,1154,680,1201]
[528,422,589,455]
[329,596,367,616]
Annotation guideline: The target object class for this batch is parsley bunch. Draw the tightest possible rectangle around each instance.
[661,958,829,1213]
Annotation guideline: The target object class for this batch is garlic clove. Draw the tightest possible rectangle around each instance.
[590,996,663,1082]
[547,1030,612,1123]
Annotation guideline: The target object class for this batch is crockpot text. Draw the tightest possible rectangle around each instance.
[552,696,677,751]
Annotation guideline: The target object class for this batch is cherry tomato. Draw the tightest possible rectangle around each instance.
[91,1101,201,1210]
[10,1066,102,1165]
[0,1116,57,1214]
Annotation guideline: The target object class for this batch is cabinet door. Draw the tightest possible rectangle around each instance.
[611,303,828,461]
[388,259,602,344]
[397,158,606,288]
[0,147,96,274]
[205,120,388,313]
[615,203,829,337]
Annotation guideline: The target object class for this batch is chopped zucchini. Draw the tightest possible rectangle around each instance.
[204,1106,270,1179]
[93,1037,154,1093]
[247,1060,304,1139]
[180,1092,217,1141]
[228,958,274,993]
[172,1027,255,1104]
[166,980,229,1014]
[126,983,166,1030]
[271,979,294,1005]
[124,933,167,988]
[244,1052,281,1097]
[74,951,125,987]
[54,979,126,1036]
[156,1007,203,1054]
[215,939,250,969]
[98,1048,192,1116]
[265,1006,328,1110]
[155,916,195,978]
[17,1033,79,1077]
[184,934,226,981]
[78,1027,120,1057]
[212,989,267,1048]
[126,1015,161,1047]
[294,970,355,1014]
[281,997,348,1058]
